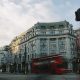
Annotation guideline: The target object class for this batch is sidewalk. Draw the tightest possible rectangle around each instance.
[0,72,26,75]
[64,72,79,75]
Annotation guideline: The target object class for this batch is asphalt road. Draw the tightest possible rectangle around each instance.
[26,74,80,80]
[0,73,80,80]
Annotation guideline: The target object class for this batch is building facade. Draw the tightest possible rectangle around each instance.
[0,46,12,72]
[9,21,76,73]
[74,28,80,73]
[0,47,4,69]
[75,28,80,56]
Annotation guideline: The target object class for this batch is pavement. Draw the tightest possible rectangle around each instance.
[0,72,27,80]
[0,73,80,80]
[26,74,80,80]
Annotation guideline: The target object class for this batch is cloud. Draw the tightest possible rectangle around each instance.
[0,0,79,47]
[0,0,61,47]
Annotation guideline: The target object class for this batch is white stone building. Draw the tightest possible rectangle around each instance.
[0,47,4,67]
[0,46,13,72]
[10,21,76,72]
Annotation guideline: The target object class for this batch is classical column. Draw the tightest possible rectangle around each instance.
[47,38,50,56]
[66,37,73,70]
[36,38,40,58]
[56,38,59,54]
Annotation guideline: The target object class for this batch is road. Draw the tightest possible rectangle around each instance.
[0,73,80,80]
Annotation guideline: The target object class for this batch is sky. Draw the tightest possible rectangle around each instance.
[0,0,80,47]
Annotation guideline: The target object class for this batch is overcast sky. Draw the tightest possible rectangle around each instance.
[0,0,80,47]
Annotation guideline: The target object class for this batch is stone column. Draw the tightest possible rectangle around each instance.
[36,38,40,58]
[66,37,73,70]
[56,38,59,54]
[47,38,50,56]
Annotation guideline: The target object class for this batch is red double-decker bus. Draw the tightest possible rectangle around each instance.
[31,55,68,74]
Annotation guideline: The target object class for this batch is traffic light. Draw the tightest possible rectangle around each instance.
[75,8,80,21]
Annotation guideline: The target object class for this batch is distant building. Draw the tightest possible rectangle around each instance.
[0,47,4,68]
[0,46,12,72]
[9,20,76,73]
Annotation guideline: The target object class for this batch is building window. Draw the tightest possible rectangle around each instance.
[40,44,46,51]
[50,38,56,54]
[58,38,65,52]
[40,38,47,53]
[50,30,55,35]
[35,53,36,58]
[50,26,55,29]
[40,30,46,35]
[32,54,34,59]
[40,38,46,41]
[59,30,64,34]
[50,43,56,53]
[41,26,46,29]
[40,53,47,57]
[60,52,66,55]
[50,44,56,52]
[30,41,36,53]
[59,25,64,28]
[50,38,56,41]
[28,55,29,61]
